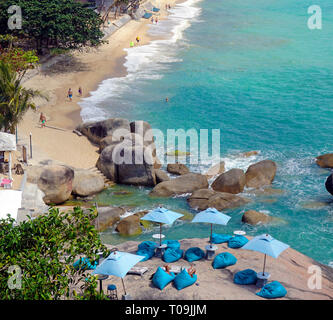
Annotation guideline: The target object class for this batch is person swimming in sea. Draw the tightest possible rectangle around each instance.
[165,97,169,102]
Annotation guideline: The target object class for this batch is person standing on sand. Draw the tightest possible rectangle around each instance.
[78,87,82,97]
[155,17,158,24]
[151,17,154,24]
[39,112,46,128]
[67,88,73,101]
[136,36,140,45]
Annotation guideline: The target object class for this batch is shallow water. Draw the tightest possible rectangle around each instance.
[80,0,333,265]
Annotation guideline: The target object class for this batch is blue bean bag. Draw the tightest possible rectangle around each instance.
[163,248,183,263]
[162,240,181,250]
[73,257,98,270]
[173,269,197,290]
[136,241,156,261]
[184,247,205,262]
[256,281,287,299]
[228,235,249,249]
[152,267,175,290]
[234,269,258,285]
[211,233,233,244]
[212,252,237,269]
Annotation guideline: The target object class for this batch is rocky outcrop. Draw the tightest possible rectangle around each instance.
[150,173,208,197]
[245,160,277,188]
[325,173,333,196]
[204,161,225,179]
[36,165,74,204]
[96,132,157,186]
[116,215,142,236]
[211,168,246,194]
[187,189,250,211]
[241,210,273,225]
[167,163,190,175]
[154,169,170,183]
[77,118,131,145]
[72,169,105,197]
[93,207,126,232]
[316,153,333,168]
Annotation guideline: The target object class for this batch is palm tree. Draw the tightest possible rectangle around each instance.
[0,61,47,134]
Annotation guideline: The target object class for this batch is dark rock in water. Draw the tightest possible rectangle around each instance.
[154,169,170,183]
[325,174,333,196]
[187,189,250,211]
[37,165,74,205]
[77,118,130,145]
[93,207,126,232]
[130,120,154,143]
[316,154,333,168]
[150,173,208,197]
[212,168,246,194]
[245,160,277,188]
[167,163,190,175]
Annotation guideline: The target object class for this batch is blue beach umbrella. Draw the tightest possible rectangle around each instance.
[191,207,231,246]
[241,234,290,275]
[92,251,145,295]
[140,206,184,245]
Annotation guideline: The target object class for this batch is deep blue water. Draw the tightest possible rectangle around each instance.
[81,0,333,265]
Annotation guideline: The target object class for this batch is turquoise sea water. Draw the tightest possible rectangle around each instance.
[81,0,333,265]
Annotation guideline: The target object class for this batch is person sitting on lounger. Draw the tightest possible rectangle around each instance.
[188,265,196,278]
[164,264,171,275]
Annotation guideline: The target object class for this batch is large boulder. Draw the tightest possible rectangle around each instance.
[211,168,246,194]
[36,165,74,204]
[93,207,126,232]
[96,133,156,186]
[77,118,131,145]
[187,189,250,211]
[167,163,190,175]
[325,174,333,196]
[150,173,208,197]
[316,153,333,168]
[241,210,273,225]
[245,160,277,188]
[154,169,170,183]
[116,215,142,236]
[204,161,225,179]
[72,170,105,197]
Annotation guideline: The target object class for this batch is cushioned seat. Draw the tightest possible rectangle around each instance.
[173,269,197,290]
[163,248,183,263]
[233,269,258,285]
[211,233,233,244]
[162,240,181,250]
[73,257,98,270]
[212,252,237,269]
[256,281,287,299]
[152,267,175,290]
[184,247,205,262]
[136,241,156,261]
[228,235,249,249]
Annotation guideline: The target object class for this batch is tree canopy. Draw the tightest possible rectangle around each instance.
[0,0,105,53]
[0,206,110,300]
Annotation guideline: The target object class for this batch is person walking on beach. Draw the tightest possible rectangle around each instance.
[151,17,154,24]
[78,87,82,97]
[130,41,134,48]
[67,88,73,101]
[39,112,46,128]
[155,17,158,24]
[136,36,140,45]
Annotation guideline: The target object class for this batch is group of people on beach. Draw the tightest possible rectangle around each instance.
[67,87,82,101]
[151,16,158,24]
[165,4,172,10]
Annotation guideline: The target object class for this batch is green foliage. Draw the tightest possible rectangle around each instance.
[0,61,46,133]
[0,47,39,73]
[0,206,110,300]
[0,0,105,52]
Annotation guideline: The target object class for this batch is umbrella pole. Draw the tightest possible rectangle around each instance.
[210,224,213,247]
[121,278,127,296]
[159,223,162,246]
[262,254,267,275]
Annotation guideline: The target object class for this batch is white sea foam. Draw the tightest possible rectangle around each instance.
[79,0,203,122]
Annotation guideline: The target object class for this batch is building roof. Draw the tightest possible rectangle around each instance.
[0,132,16,151]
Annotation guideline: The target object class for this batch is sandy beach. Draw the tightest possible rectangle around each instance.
[17,1,179,170]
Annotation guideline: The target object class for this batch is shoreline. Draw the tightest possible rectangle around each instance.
[17,0,181,168]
